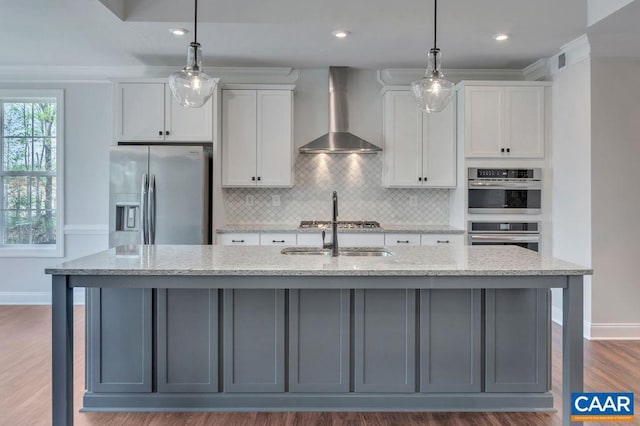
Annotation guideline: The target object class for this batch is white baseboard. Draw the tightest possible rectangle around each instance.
[589,323,640,340]
[552,305,563,325]
[552,305,592,339]
[0,289,85,305]
[553,305,640,340]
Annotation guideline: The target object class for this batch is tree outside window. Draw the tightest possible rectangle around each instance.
[1,99,58,246]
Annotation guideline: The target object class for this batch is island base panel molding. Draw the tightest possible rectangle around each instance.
[81,392,554,412]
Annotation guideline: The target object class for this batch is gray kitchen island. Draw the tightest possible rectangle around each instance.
[47,244,590,426]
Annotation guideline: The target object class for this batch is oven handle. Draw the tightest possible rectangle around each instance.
[469,234,540,243]
[468,181,541,189]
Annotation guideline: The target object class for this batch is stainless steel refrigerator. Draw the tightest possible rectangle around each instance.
[109,145,211,248]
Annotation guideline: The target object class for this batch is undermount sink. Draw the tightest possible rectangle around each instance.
[281,247,394,257]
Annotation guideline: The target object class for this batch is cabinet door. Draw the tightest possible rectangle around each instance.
[157,289,218,392]
[289,289,350,392]
[165,86,213,142]
[256,90,293,187]
[504,87,545,158]
[464,86,503,158]
[88,288,152,392]
[118,83,165,142]
[223,289,285,392]
[423,97,456,187]
[354,289,416,392]
[485,288,550,392]
[420,290,481,392]
[222,90,258,186]
[383,91,423,187]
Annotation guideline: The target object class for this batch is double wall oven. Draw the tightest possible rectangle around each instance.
[467,168,542,252]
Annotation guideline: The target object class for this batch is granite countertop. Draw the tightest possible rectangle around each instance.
[217,224,464,234]
[46,245,591,277]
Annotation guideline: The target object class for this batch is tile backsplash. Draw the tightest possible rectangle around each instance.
[224,154,449,224]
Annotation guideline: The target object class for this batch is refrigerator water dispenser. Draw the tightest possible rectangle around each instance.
[115,203,139,231]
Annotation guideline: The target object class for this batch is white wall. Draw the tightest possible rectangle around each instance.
[549,57,592,333]
[0,82,112,304]
[589,57,640,338]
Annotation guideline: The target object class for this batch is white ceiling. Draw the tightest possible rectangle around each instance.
[0,0,634,71]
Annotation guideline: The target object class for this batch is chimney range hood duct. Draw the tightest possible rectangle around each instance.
[299,67,382,154]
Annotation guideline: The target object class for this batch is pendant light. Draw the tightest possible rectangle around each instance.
[169,0,219,108]
[410,0,454,113]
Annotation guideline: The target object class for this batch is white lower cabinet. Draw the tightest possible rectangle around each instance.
[421,234,465,246]
[384,233,421,246]
[260,233,297,246]
[296,232,327,247]
[339,234,385,247]
[297,233,384,247]
[218,231,464,248]
[218,233,260,246]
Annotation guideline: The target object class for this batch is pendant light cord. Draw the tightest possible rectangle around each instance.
[193,0,198,45]
[433,0,437,50]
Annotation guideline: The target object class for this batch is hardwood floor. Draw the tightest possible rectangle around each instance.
[1,305,638,426]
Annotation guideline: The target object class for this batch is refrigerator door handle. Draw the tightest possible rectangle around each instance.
[141,173,149,244]
[149,174,156,244]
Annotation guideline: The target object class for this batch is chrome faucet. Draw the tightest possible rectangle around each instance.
[322,191,339,256]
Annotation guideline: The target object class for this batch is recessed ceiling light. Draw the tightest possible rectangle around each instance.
[332,30,350,39]
[170,28,189,37]
[494,33,509,42]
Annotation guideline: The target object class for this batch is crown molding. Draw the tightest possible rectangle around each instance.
[522,59,551,81]
[377,68,525,86]
[0,65,299,84]
[524,34,591,80]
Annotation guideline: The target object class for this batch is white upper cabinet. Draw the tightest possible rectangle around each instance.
[117,82,213,142]
[383,90,456,188]
[221,90,258,186]
[461,83,546,158]
[221,89,294,187]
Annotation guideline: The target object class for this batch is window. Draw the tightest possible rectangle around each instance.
[0,90,63,257]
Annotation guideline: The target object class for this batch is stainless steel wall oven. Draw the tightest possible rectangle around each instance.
[468,221,540,252]
[468,168,541,214]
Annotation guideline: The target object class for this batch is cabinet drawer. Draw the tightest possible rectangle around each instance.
[260,233,296,246]
[421,234,464,246]
[297,232,326,246]
[384,233,421,246]
[218,233,260,246]
[340,234,385,247]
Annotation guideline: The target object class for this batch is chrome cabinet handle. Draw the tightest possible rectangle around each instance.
[397,240,410,244]
[231,239,245,243]
[272,240,285,243]
[437,240,450,244]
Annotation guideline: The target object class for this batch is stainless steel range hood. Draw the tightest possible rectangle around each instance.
[299,67,382,154]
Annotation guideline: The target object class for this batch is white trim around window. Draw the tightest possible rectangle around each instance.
[0,89,64,257]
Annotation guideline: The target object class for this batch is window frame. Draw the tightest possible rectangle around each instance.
[0,89,64,257]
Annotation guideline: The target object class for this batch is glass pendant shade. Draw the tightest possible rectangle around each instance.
[411,48,455,113]
[169,43,218,108]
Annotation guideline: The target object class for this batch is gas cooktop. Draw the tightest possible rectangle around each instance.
[299,220,381,229]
